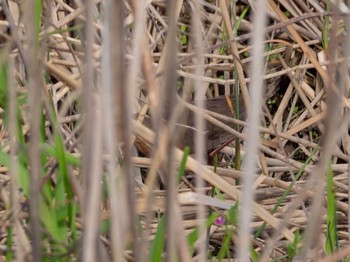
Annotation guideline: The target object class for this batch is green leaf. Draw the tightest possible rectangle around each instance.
[180,24,187,45]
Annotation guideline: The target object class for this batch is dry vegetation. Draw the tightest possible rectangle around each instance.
[0,0,350,261]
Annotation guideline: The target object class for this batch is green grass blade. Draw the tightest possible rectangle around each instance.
[255,146,318,239]
[233,6,249,35]
[34,0,42,46]
[0,57,8,114]
[70,202,78,241]
[217,227,233,260]
[251,247,259,262]
[177,146,190,184]
[149,216,166,262]
[187,212,217,255]
[217,204,238,260]
[322,0,331,49]
[148,146,190,261]
[6,226,13,261]
[39,198,61,241]
[325,164,339,254]
[286,230,301,261]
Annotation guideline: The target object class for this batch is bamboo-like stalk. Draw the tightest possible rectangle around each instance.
[81,0,103,260]
[101,0,127,260]
[237,0,267,261]
[22,0,43,259]
[163,0,179,260]
[191,0,206,260]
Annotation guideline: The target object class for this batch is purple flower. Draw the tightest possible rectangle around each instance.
[214,216,225,226]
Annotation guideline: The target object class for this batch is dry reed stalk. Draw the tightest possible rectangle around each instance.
[190,0,206,260]
[237,1,267,261]
[81,0,104,260]
[101,0,130,260]
[22,0,43,258]
[162,1,180,260]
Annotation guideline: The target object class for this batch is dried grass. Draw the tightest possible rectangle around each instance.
[0,0,350,261]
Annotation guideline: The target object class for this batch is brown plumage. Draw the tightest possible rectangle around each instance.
[137,95,246,155]
[179,95,246,151]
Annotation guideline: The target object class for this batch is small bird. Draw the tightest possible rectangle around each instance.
[179,95,246,151]
[138,95,246,154]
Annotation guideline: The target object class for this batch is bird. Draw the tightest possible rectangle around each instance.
[137,95,246,155]
[179,95,246,152]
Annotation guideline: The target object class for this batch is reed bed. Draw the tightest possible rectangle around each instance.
[0,0,350,261]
